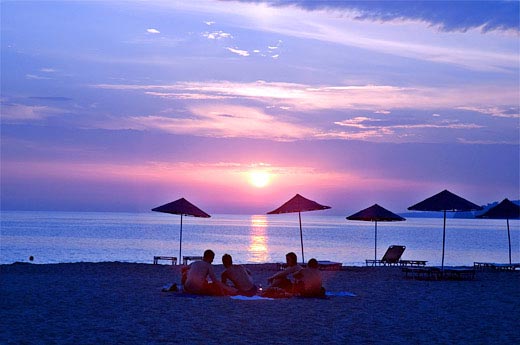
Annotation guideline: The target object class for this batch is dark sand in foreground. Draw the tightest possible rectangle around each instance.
[1,262,519,344]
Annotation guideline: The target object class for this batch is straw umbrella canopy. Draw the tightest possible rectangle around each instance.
[267,194,331,263]
[477,198,520,264]
[408,189,482,270]
[347,204,406,262]
[152,198,210,264]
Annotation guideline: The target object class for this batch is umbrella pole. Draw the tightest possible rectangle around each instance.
[441,210,446,273]
[179,214,183,266]
[299,211,305,264]
[374,221,378,262]
[507,218,511,265]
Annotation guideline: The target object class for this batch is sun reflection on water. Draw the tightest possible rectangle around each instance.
[248,215,269,263]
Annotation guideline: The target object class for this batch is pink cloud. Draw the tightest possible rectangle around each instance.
[93,81,519,112]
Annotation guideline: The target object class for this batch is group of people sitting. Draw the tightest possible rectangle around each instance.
[181,249,325,298]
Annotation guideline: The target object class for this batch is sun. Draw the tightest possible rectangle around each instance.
[249,171,271,188]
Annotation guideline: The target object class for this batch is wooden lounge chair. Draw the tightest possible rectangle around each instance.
[182,256,203,265]
[403,266,475,280]
[153,256,177,265]
[366,245,406,266]
[473,262,520,271]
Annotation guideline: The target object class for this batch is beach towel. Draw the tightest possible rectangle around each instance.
[161,283,179,292]
[230,295,275,301]
[325,291,356,297]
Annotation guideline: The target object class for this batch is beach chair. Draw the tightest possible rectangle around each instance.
[153,256,177,265]
[473,262,520,271]
[366,245,406,266]
[182,256,203,265]
[403,266,475,280]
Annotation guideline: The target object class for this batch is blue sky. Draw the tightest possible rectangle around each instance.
[1,0,519,214]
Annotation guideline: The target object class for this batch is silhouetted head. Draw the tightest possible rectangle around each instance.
[203,249,215,263]
[286,252,297,266]
[308,258,318,269]
[222,253,233,267]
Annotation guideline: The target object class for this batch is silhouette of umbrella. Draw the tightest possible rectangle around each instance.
[408,189,482,270]
[267,194,331,263]
[347,204,406,262]
[152,198,210,264]
[477,198,520,264]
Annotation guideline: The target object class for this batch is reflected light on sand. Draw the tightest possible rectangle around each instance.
[248,215,269,263]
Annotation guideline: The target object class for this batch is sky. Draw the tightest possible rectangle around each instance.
[1,0,519,215]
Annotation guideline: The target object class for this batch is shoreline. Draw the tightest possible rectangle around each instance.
[1,262,519,344]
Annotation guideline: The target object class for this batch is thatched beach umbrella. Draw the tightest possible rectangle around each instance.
[152,198,210,264]
[267,194,331,263]
[347,204,406,262]
[408,189,482,271]
[477,198,520,264]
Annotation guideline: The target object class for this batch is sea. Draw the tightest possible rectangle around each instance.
[1,211,518,266]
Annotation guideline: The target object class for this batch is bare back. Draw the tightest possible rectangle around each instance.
[221,265,254,292]
[184,260,218,293]
[296,267,322,295]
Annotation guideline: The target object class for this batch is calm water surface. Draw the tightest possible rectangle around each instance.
[1,211,518,266]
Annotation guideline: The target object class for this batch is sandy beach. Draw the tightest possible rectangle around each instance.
[1,262,519,344]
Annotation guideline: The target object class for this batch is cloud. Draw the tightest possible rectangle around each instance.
[90,81,517,143]
[210,2,516,72]
[457,106,520,118]
[29,96,73,101]
[25,74,50,80]
[93,80,519,114]
[244,0,520,33]
[119,104,314,141]
[204,21,215,26]
[146,28,160,34]
[268,39,283,50]
[329,116,483,141]
[226,47,250,56]
[0,102,67,121]
[203,30,233,39]
[40,68,56,73]
[334,116,482,130]
[143,91,231,100]
[334,117,382,128]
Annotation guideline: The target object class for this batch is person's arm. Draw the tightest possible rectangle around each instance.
[221,270,229,284]
[181,265,190,285]
[208,264,219,283]
[267,267,293,282]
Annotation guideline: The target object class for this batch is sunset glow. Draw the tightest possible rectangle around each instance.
[0,1,518,214]
[249,171,271,188]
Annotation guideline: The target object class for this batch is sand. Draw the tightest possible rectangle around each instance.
[1,262,519,344]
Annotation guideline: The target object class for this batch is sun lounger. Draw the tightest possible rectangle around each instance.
[403,266,476,280]
[399,260,428,267]
[366,245,405,266]
[316,260,343,271]
[182,256,203,265]
[473,262,520,271]
[366,245,427,267]
[153,256,177,265]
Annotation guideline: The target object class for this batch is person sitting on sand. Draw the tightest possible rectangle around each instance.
[293,258,325,297]
[266,252,302,292]
[221,254,257,297]
[182,249,226,296]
